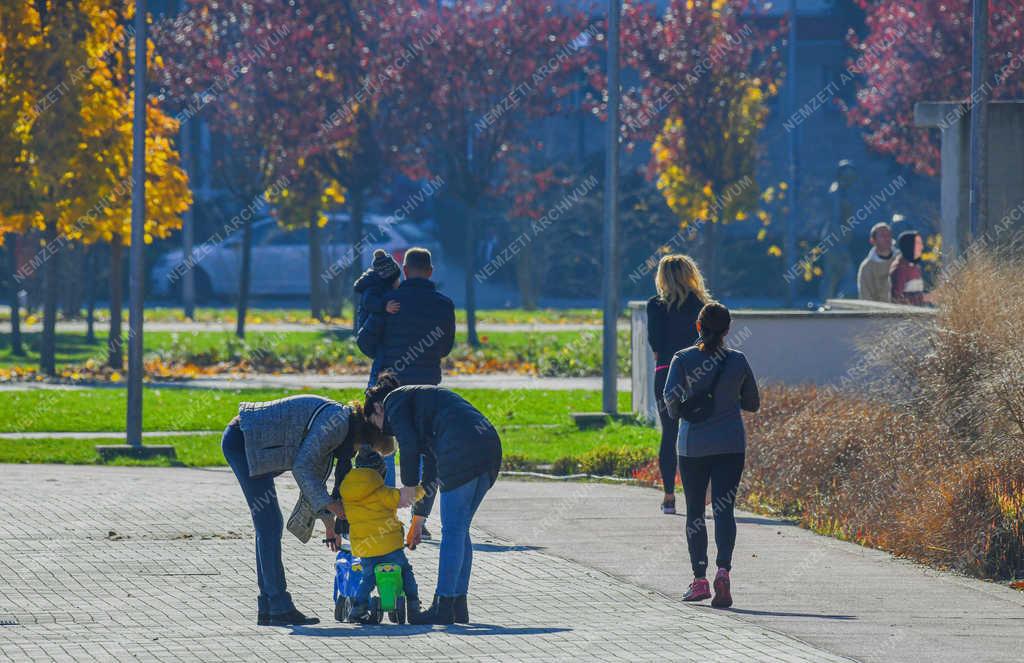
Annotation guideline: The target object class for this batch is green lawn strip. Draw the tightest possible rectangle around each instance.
[0,435,225,466]
[0,419,656,469]
[2,328,629,375]
[2,307,622,326]
[0,387,632,433]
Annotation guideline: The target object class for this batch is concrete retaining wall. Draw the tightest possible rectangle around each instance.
[629,300,934,423]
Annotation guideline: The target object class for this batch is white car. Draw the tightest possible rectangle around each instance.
[150,213,438,300]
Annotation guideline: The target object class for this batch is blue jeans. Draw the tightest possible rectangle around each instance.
[353,549,418,606]
[437,472,491,597]
[221,424,295,615]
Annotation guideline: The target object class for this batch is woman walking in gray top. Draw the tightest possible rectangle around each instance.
[663,302,759,608]
[221,395,391,626]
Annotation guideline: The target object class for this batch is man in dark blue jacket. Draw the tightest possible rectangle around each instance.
[356,247,456,387]
[356,247,455,523]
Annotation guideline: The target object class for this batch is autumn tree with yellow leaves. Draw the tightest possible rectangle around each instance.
[0,0,189,373]
[622,0,781,283]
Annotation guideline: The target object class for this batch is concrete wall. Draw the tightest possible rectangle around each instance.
[629,300,934,424]
[915,101,1024,259]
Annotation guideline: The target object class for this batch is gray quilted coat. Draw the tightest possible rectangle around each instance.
[236,395,353,542]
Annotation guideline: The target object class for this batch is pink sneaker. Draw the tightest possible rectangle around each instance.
[682,578,711,602]
[711,568,732,608]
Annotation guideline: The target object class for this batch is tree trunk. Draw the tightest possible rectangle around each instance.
[61,243,84,318]
[348,186,366,329]
[308,220,324,320]
[235,219,253,338]
[464,206,479,347]
[4,234,24,356]
[108,239,124,369]
[702,219,717,288]
[85,245,97,344]
[515,238,539,310]
[40,220,59,375]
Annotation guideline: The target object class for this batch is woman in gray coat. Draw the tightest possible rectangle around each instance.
[663,302,759,609]
[221,394,388,626]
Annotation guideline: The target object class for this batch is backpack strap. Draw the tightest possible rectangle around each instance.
[707,350,729,392]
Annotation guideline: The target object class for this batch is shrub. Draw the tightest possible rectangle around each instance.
[742,251,1024,580]
[550,456,580,475]
[578,446,654,477]
[501,454,535,472]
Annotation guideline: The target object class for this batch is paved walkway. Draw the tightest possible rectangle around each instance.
[474,481,1024,663]
[0,373,632,392]
[0,465,848,662]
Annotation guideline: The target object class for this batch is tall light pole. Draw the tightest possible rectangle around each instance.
[968,0,989,239]
[602,0,622,414]
[126,0,147,448]
[784,0,799,307]
[178,0,195,319]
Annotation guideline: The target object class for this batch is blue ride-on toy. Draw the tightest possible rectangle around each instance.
[333,546,364,622]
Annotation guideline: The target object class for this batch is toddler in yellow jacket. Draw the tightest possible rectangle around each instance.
[341,446,424,622]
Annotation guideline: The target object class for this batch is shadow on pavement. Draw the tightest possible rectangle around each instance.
[734,516,798,526]
[289,624,435,637]
[471,543,543,553]
[445,623,572,636]
[289,623,572,637]
[722,607,856,620]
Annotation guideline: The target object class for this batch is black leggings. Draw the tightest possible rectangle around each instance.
[678,453,745,578]
[654,368,679,495]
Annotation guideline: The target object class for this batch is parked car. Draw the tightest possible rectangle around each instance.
[150,213,440,300]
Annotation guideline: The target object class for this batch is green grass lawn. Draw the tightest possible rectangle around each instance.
[1,328,630,376]
[0,387,652,470]
[2,306,622,326]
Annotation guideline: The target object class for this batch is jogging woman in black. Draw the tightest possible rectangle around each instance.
[663,302,760,608]
[646,254,709,514]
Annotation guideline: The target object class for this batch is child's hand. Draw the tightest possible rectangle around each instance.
[386,300,400,314]
[398,486,418,508]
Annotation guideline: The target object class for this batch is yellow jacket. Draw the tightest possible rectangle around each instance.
[340,468,425,558]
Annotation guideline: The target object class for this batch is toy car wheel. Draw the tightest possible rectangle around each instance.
[369,597,383,624]
[335,597,348,622]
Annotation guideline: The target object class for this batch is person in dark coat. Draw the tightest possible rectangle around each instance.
[646,254,710,515]
[365,373,502,625]
[356,247,456,386]
[663,302,760,609]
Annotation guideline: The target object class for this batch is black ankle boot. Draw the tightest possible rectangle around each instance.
[409,595,456,625]
[407,596,435,625]
[266,608,320,626]
[453,595,469,623]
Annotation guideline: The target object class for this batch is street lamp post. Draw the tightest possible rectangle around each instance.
[126,0,147,448]
[784,0,799,308]
[968,0,989,240]
[602,0,622,415]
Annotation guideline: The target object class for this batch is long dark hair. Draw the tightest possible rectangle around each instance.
[363,370,402,422]
[697,302,731,354]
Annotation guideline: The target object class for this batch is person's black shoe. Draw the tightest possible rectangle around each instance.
[453,595,469,624]
[420,523,432,540]
[266,608,320,626]
[257,611,269,626]
[408,595,454,625]
[407,596,435,625]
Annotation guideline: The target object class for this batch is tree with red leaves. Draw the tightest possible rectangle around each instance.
[154,0,361,336]
[619,0,781,283]
[378,1,595,346]
[845,0,1024,177]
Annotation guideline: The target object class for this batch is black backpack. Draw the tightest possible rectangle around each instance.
[677,352,729,424]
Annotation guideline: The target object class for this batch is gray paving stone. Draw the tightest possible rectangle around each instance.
[0,465,848,662]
